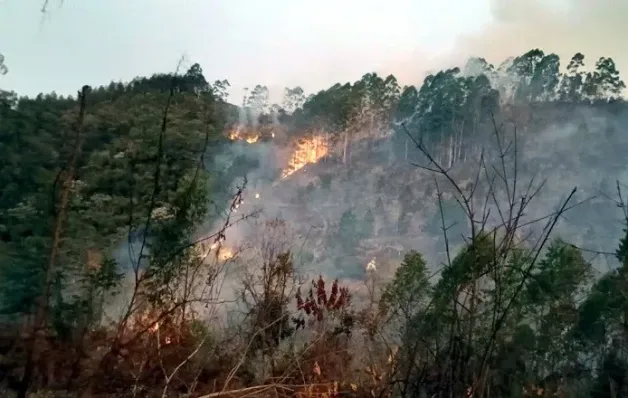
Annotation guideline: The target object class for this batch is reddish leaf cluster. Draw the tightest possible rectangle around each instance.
[296,276,350,322]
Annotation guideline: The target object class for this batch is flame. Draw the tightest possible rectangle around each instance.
[197,240,234,262]
[255,193,260,199]
[281,134,329,179]
[228,128,259,144]
[366,257,377,272]
[217,247,234,261]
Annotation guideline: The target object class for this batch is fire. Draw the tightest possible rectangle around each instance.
[217,247,234,261]
[228,128,259,144]
[196,239,234,262]
[366,257,377,272]
[281,134,329,179]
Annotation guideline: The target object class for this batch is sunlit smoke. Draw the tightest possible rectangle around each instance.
[447,0,628,98]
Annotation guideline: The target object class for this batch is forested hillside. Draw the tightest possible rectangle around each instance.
[1,49,628,397]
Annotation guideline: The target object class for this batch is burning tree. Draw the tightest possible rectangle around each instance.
[281,133,330,179]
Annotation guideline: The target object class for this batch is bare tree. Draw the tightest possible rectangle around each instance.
[370,118,583,397]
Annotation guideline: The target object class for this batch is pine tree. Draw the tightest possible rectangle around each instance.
[361,209,375,239]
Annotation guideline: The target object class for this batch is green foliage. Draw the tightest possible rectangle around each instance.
[616,225,628,266]
[524,239,591,307]
[381,250,430,318]
[0,63,222,337]
[297,72,400,137]
[282,86,306,113]
[558,53,586,102]
[390,50,624,168]
[382,231,613,397]
[583,57,626,101]
[0,48,626,396]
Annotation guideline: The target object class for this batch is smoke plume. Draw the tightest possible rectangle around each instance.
[446,0,628,91]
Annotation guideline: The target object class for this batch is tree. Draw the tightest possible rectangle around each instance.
[463,57,495,78]
[282,86,306,113]
[580,57,624,102]
[508,49,546,102]
[394,85,418,122]
[0,47,627,397]
[361,209,375,239]
[212,79,230,102]
[0,53,8,76]
[0,64,228,395]
[181,63,210,94]
[396,213,410,235]
[337,210,358,247]
[246,84,270,115]
[380,250,430,319]
[558,53,585,102]
[522,239,592,376]
[528,53,560,101]
[593,57,626,101]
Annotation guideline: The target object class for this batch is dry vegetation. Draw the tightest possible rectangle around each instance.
[2,48,628,398]
[0,109,596,398]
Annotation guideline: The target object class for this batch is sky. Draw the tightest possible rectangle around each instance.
[0,0,626,103]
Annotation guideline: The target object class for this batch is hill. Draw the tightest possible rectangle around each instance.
[218,57,628,280]
[2,50,628,397]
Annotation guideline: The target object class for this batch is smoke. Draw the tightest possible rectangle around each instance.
[446,0,628,90]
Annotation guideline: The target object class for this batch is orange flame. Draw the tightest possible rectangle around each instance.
[197,240,234,262]
[218,247,234,261]
[281,135,329,179]
[228,128,259,144]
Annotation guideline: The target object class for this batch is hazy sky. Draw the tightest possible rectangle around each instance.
[0,0,626,103]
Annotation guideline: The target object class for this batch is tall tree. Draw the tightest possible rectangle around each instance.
[212,79,230,102]
[593,57,626,101]
[361,209,375,239]
[282,86,306,113]
[528,53,560,101]
[246,84,270,115]
[508,48,546,102]
[0,53,8,76]
[558,53,586,102]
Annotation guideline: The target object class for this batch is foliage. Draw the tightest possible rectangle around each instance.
[0,48,627,397]
[380,250,430,319]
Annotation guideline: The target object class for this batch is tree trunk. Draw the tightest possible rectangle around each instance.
[343,131,349,165]
[404,138,408,161]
